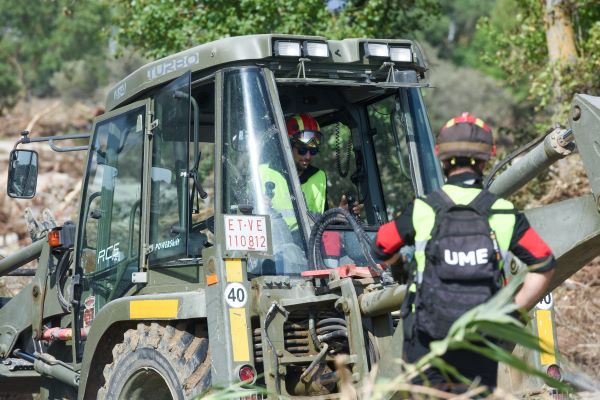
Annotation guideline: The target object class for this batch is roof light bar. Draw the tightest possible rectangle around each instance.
[303,41,329,58]
[390,46,413,62]
[364,43,389,59]
[273,40,301,57]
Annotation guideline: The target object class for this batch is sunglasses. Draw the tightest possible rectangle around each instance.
[296,146,319,156]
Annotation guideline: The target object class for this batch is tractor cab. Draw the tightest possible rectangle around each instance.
[8,33,443,319]
[73,35,438,281]
[69,35,441,359]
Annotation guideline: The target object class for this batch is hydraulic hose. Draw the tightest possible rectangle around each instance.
[316,325,347,334]
[308,310,322,350]
[484,133,546,189]
[308,207,381,274]
[316,318,346,327]
[318,330,348,342]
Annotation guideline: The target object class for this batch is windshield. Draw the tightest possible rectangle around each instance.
[148,73,190,264]
[221,67,308,275]
[313,88,442,269]
[369,88,442,219]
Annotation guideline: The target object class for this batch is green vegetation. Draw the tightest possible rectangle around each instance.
[0,0,111,100]
[478,0,600,127]
[112,0,441,59]
[417,0,497,68]
[3,1,596,140]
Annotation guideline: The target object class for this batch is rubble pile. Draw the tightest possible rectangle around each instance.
[0,99,89,248]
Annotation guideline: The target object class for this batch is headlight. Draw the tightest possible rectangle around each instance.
[364,43,389,58]
[390,46,413,62]
[273,40,302,57]
[303,41,329,58]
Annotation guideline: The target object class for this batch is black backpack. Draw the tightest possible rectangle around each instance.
[413,189,503,339]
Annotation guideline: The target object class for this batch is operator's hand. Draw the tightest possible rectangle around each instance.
[338,194,363,216]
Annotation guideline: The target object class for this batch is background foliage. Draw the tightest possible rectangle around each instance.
[112,0,441,59]
[1,0,599,139]
[0,0,111,101]
[478,0,600,133]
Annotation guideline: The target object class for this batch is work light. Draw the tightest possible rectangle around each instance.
[273,41,302,57]
[390,46,413,62]
[364,43,389,58]
[303,41,329,58]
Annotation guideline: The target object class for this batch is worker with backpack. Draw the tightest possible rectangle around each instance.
[372,112,556,389]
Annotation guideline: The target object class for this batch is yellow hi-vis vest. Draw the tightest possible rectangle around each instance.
[301,169,327,214]
[258,165,327,230]
[410,184,516,293]
[258,164,298,230]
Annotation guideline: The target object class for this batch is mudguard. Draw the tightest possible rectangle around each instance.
[77,290,207,399]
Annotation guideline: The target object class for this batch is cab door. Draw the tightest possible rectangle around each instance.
[73,99,150,359]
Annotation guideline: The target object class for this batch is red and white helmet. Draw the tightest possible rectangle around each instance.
[437,112,496,161]
[286,114,322,148]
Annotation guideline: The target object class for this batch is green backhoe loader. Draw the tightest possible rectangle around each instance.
[0,34,599,399]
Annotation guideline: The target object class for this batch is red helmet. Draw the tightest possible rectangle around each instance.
[286,114,322,148]
[437,112,496,161]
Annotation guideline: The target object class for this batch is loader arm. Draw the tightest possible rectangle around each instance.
[525,195,600,292]
[489,94,600,291]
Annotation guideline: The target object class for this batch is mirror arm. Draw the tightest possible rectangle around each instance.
[48,140,89,152]
[13,131,91,152]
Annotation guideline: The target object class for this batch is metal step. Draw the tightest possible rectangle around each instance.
[1,357,34,372]
[0,357,41,393]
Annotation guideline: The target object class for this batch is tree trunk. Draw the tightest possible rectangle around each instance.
[543,0,577,64]
[543,0,578,121]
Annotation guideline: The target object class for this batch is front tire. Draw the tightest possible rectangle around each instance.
[98,322,210,400]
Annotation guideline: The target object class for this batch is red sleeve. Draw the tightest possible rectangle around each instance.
[510,213,555,272]
[374,220,405,258]
[517,227,552,258]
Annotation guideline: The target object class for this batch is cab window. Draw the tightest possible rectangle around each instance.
[78,105,145,311]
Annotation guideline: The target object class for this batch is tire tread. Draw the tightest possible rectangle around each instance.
[97,321,210,400]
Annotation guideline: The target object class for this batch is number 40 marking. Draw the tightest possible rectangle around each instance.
[536,293,553,310]
[224,283,248,308]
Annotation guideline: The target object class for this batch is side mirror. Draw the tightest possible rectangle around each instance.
[7,149,39,198]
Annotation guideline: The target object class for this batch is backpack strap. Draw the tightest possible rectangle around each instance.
[468,189,498,216]
[422,189,454,213]
[469,189,508,282]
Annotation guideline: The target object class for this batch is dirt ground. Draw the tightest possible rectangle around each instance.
[555,263,600,379]
[526,156,600,380]
[0,99,599,386]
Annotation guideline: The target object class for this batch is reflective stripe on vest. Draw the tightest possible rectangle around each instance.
[258,164,298,231]
[301,169,327,214]
[410,184,516,292]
